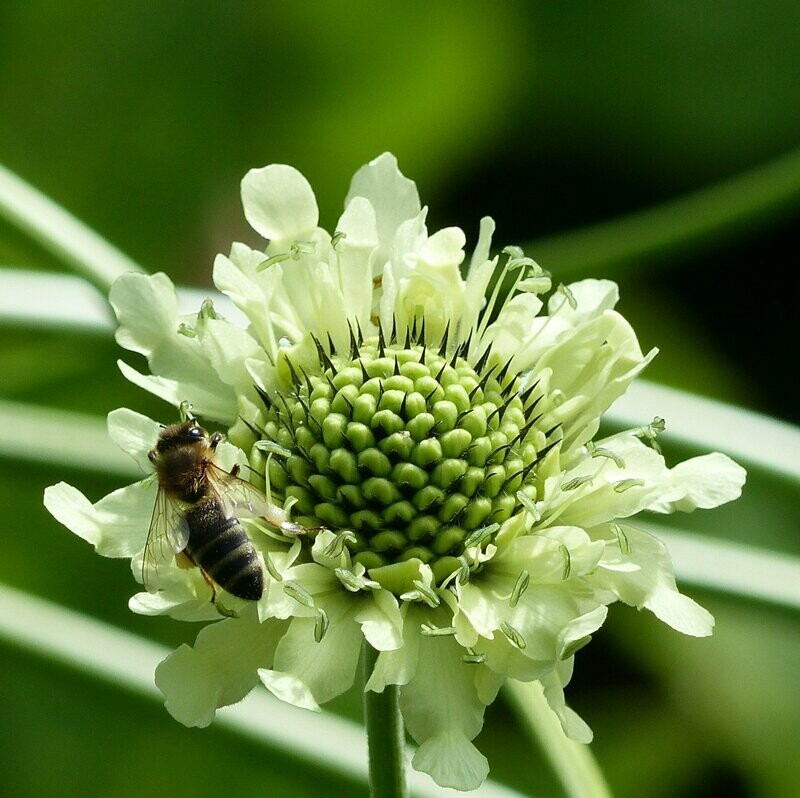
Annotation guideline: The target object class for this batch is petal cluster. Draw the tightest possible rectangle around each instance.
[45,154,746,791]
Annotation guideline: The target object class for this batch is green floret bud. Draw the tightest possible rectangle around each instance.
[253,334,555,592]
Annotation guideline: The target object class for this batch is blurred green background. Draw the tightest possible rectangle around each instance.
[1,3,799,797]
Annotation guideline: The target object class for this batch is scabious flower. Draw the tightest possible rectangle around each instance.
[45,154,746,791]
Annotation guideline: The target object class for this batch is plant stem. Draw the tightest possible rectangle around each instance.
[504,680,613,798]
[362,642,408,798]
[0,162,144,293]
[527,145,800,278]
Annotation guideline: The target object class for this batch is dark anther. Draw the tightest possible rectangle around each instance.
[348,321,360,360]
[533,438,561,464]
[518,415,542,442]
[487,441,514,464]
[486,405,503,426]
[238,415,264,438]
[378,324,386,358]
[468,364,498,400]
[438,321,450,358]
[473,343,493,374]
[520,458,539,482]
[324,373,338,394]
[254,384,273,411]
[285,358,302,387]
[519,379,540,407]
[542,422,562,440]
[298,364,315,397]
[457,329,473,359]
[495,356,515,385]
[523,393,544,417]
[311,334,336,374]
[500,467,526,492]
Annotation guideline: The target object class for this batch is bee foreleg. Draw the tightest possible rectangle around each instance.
[209,432,224,450]
[215,600,238,619]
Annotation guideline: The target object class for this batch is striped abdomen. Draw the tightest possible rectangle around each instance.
[184,496,264,601]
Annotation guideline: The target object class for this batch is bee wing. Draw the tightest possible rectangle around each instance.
[141,487,191,592]
[206,462,299,532]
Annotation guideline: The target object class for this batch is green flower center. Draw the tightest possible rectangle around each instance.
[258,333,554,585]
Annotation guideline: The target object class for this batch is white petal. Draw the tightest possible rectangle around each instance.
[345,152,420,260]
[110,272,236,421]
[467,216,496,276]
[647,452,747,513]
[530,311,651,449]
[110,271,179,357]
[241,164,319,247]
[547,278,619,318]
[591,524,714,637]
[272,594,363,703]
[364,604,423,692]
[128,588,218,622]
[417,226,466,268]
[539,669,594,744]
[196,316,264,391]
[336,194,379,249]
[155,613,286,727]
[106,408,160,471]
[399,632,489,790]
[212,251,281,363]
[412,731,489,792]
[355,589,403,651]
[258,669,320,711]
[44,479,154,558]
[556,606,608,660]
[117,360,236,424]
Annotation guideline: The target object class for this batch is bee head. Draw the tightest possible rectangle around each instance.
[154,419,209,455]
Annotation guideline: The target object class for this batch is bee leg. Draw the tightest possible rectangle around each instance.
[215,600,238,619]
[229,463,241,478]
[198,567,237,618]
[197,566,218,603]
[209,432,224,450]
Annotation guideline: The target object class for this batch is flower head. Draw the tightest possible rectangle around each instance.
[45,154,746,791]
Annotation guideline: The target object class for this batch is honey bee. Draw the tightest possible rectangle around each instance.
[143,418,301,605]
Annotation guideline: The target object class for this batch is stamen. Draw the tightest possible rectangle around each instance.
[510,570,530,608]
[500,621,526,650]
[284,580,315,608]
[420,624,457,637]
[560,544,572,580]
[613,478,645,493]
[610,522,630,554]
[314,608,329,642]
